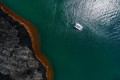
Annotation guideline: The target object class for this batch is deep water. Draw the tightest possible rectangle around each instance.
[1,0,120,80]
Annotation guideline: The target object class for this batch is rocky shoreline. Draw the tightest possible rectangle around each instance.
[0,7,47,80]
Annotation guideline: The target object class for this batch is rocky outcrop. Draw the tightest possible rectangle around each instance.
[0,8,47,80]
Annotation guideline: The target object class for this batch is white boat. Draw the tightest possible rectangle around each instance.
[74,23,83,31]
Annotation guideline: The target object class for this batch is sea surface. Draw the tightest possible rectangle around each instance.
[1,0,120,80]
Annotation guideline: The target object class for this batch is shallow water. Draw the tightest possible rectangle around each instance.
[1,0,120,80]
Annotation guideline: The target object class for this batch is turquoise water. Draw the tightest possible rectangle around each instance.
[1,0,120,80]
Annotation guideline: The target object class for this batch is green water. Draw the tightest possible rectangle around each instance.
[1,0,120,80]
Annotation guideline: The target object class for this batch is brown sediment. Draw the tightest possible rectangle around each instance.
[0,2,54,80]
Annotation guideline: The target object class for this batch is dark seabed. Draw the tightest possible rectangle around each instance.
[1,0,120,80]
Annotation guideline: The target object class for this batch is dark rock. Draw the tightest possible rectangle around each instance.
[0,7,47,80]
